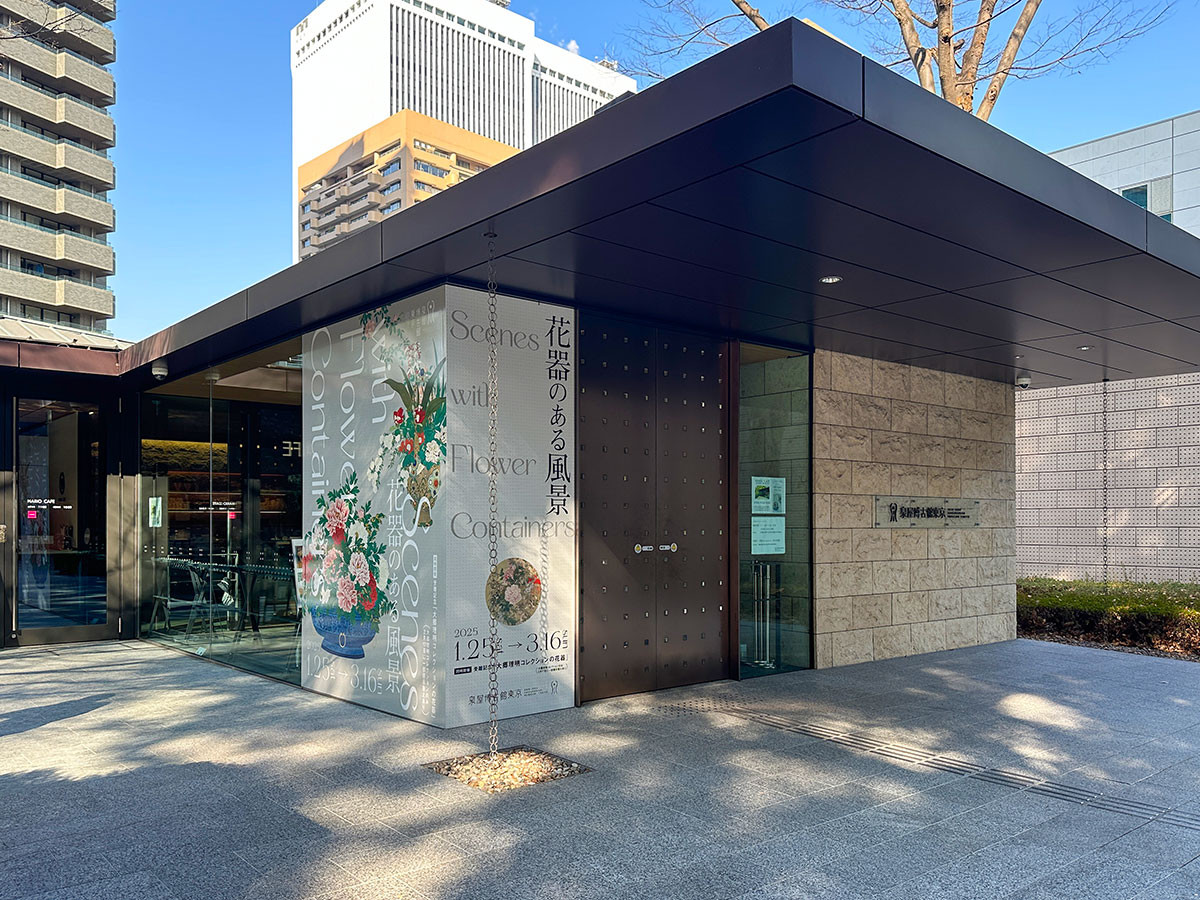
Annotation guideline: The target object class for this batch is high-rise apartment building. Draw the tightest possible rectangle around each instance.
[291,0,635,257]
[298,109,515,259]
[0,0,116,333]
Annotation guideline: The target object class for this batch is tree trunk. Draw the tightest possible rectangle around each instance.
[975,0,1043,120]
[729,0,770,31]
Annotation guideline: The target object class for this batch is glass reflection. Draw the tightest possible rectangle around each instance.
[140,344,303,681]
[738,345,812,677]
[17,399,106,629]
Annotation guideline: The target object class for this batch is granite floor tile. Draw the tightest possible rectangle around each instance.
[7,640,1200,900]
[1005,848,1176,900]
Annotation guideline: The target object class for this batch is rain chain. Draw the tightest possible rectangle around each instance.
[484,229,501,762]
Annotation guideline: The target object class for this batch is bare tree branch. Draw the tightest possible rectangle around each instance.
[0,7,89,45]
[628,0,1173,120]
[956,0,999,110]
[975,0,1041,119]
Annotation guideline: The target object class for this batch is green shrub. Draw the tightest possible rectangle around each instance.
[1018,577,1200,655]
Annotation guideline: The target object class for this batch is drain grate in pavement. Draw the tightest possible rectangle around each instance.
[657,697,746,717]
[662,701,1200,833]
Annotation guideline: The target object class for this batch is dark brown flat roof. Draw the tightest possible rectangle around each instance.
[104,18,1200,390]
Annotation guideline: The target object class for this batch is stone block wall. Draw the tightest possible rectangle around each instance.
[811,350,1017,667]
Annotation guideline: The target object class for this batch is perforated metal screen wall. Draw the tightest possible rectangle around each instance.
[1016,372,1200,582]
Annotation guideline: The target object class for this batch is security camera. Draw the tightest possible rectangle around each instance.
[1015,374,1032,390]
[151,361,169,382]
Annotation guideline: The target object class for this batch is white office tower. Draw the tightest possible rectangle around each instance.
[291,0,636,205]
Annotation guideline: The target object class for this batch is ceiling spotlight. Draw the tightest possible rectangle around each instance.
[818,275,843,284]
[1014,355,1023,360]
[1076,344,1094,352]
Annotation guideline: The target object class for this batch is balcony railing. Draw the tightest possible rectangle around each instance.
[0,259,109,288]
[24,33,111,73]
[0,118,109,157]
[0,210,110,245]
[0,68,110,113]
[54,2,111,28]
[0,163,108,198]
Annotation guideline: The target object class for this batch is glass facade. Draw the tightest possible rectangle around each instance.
[139,343,304,681]
[737,345,813,677]
[16,399,106,630]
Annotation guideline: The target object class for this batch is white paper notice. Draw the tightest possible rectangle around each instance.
[751,516,786,554]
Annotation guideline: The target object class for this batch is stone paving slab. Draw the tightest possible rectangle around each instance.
[4,638,1200,899]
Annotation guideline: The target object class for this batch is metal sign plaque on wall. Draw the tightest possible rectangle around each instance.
[873,496,981,528]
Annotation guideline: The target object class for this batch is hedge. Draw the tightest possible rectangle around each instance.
[1017,577,1200,656]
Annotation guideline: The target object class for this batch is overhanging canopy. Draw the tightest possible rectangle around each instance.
[124,19,1200,390]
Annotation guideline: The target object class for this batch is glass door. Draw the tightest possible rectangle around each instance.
[737,344,812,677]
[8,398,113,644]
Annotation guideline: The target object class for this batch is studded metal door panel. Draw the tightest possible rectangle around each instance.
[656,334,729,689]
[578,318,658,701]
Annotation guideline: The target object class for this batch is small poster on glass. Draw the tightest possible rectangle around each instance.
[751,476,786,515]
[148,496,163,528]
[291,538,308,606]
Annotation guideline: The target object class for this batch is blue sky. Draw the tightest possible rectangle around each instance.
[109,0,1199,341]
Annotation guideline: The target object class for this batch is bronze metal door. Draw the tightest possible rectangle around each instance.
[656,335,728,689]
[578,316,728,701]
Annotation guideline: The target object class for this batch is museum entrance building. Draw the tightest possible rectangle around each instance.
[3,19,1200,727]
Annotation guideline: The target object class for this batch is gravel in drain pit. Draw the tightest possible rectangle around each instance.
[425,746,590,793]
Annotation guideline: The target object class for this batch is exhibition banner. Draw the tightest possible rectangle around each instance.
[442,285,576,726]
[299,286,576,727]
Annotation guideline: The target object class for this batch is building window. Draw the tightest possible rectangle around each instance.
[381,182,400,196]
[1122,185,1148,209]
[1120,177,1173,222]
[414,159,449,178]
[413,140,451,159]
[382,201,401,215]
[381,160,401,177]
[302,221,312,231]
[302,238,312,248]
[302,202,311,214]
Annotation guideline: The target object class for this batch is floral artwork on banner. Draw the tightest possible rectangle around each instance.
[301,473,391,658]
[363,308,447,529]
[484,557,543,626]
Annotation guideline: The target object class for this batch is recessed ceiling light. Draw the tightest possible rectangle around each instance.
[818,275,843,284]
[1076,344,1094,351]
[1014,355,1023,360]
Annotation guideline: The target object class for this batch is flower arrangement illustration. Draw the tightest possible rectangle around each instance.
[364,322,447,529]
[301,473,392,657]
[485,557,543,626]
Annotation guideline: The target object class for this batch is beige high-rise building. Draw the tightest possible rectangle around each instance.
[0,0,115,334]
[298,109,516,259]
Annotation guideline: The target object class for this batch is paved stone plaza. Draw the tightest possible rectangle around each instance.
[4,639,1200,899]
